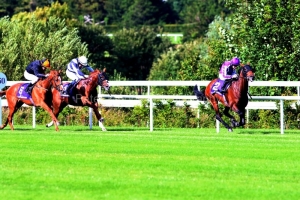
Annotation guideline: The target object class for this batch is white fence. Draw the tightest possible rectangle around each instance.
[2,81,300,134]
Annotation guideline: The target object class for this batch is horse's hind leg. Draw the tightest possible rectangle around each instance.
[223,107,239,128]
[0,100,24,130]
[210,99,232,132]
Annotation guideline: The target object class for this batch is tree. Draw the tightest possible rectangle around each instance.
[77,24,114,70]
[0,0,20,17]
[179,0,230,41]
[0,16,88,81]
[225,0,300,94]
[12,2,73,25]
[122,0,159,27]
[110,26,172,80]
[103,0,132,25]
[148,16,232,95]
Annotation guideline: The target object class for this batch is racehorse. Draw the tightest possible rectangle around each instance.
[194,64,255,132]
[0,70,63,131]
[46,69,110,131]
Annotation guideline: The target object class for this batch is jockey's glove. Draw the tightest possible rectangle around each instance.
[231,74,238,79]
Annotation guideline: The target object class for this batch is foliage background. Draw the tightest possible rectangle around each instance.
[0,0,300,128]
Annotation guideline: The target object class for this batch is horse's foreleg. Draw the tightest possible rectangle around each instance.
[231,106,245,127]
[81,97,106,131]
[46,103,64,128]
[223,107,239,128]
[91,102,106,131]
[237,108,246,127]
[39,102,60,131]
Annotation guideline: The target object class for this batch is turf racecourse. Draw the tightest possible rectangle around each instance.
[1,126,300,200]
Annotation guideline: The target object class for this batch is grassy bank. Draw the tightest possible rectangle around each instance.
[1,126,300,199]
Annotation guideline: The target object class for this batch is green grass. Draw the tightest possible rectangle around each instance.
[1,126,300,199]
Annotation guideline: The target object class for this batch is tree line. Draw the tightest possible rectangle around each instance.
[0,0,299,97]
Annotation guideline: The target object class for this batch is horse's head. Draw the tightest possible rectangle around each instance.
[239,64,255,82]
[48,70,63,91]
[89,69,110,91]
[97,68,110,91]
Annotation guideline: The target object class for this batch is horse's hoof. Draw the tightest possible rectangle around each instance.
[102,128,107,131]
[231,121,239,127]
[228,128,233,132]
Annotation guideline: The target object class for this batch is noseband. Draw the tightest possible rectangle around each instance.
[97,72,108,86]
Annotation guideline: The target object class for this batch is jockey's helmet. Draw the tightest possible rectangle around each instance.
[78,56,88,66]
[231,57,240,66]
[41,59,51,68]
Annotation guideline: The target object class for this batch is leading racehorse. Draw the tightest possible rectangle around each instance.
[0,70,63,131]
[194,64,255,132]
[46,69,110,130]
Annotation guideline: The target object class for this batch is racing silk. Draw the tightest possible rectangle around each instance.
[218,61,237,80]
[66,58,94,79]
[25,60,47,78]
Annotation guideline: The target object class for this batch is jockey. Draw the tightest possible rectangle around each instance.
[219,57,240,93]
[24,58,51,95]
[63,56,94,97]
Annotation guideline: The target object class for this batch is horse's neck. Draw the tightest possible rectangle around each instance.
[233,75,248,95]
[38,78,51,89]
[85,76,98,94]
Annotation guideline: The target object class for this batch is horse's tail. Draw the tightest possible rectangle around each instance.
[193,85,207,101]
[0,90,6,97]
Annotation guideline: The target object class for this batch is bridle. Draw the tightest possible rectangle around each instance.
[238,65,255,81]
[46,73,63,92]
[97,72,108,86]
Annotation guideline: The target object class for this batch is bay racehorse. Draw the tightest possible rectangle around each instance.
[0,70,63,131]
[194,64,255,132]
[46,69,110,130]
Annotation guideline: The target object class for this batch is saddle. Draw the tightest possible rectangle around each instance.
[210,79,232,94]
[17,83,33,99]
[16,83,35,104]
[61,80,81,103]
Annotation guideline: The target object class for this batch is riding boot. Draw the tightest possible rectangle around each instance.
[26,83,34,95]
[60,85,70,97]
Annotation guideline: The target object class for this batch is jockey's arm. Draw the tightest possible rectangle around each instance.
[75,69,86,79]
[85,65,94,72]
[33,67,47,78]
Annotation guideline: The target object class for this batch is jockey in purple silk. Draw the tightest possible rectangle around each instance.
[218,57,240,93]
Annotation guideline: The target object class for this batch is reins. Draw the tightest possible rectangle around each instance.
[37,73,63,92]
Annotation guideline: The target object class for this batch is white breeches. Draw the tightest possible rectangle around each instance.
[24,71,39,84]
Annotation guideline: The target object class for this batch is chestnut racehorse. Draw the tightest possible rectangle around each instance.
[194,64,255,132]
[46,69,110,130]
[0,70,63,131]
